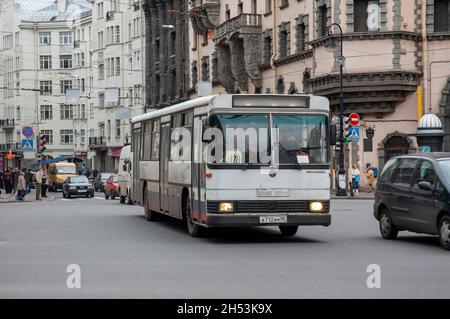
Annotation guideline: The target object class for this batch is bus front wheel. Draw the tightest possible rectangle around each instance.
[184,194,208,238]
[279,226,298,237]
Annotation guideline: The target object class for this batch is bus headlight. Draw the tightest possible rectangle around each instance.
[309,201,324,212]
[219,202,234,213]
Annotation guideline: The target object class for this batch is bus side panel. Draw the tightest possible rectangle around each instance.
[168,161,191,219]
[140,161,159,210]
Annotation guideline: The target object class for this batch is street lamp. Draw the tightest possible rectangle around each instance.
[325,23,347,197]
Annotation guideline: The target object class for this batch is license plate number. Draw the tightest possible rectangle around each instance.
[78,189,87,192]
[259,216,287,224]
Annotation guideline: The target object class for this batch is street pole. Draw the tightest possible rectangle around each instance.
[328,23,347,197]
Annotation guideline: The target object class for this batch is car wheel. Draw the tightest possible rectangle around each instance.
[120,195,126,204]
[379,208,398,240]
[144,186,160,221]
[439,215,450,251]
[184,193,208,237]
[279,226,299,237]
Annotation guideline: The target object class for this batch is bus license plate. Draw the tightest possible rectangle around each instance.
[259,216,287,224]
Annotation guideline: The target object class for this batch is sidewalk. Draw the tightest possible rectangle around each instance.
[0,189,56,203]
[331,189,375,200]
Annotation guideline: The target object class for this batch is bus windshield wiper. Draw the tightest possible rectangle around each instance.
[277,142,303,171]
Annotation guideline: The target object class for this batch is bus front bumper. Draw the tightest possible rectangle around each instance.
[202,213,331,228]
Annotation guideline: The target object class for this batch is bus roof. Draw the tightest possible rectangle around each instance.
[132,94,329,124]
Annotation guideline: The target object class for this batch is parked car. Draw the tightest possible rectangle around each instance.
[374,153,450,250]
[118,145,133,204]
[62,175,95,198]
[94,172,114,192]
[48,162,78,191]
[104,175,119,200]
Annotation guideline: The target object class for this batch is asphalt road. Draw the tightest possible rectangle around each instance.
[0,193,449,299]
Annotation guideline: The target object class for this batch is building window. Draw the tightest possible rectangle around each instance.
[191,61,198,88]
[41,130,53,145]
[116,119,121,137]
[225,4,230,20]
[39,32,51,44]
[99,92,105,108]
[280,0,289,9]
[116,57,120,76]
[40,105,53,120]
[265,0,272,14]
[40,81,52,95]
[238,1,243,15]
[201,56,209,81]
[80,129,86,144]
[60,130,74,144]
[40,55,52,69]
[115,25,120,43]
[59,31,72,44]
[60,80,72,94]
[354,0,380,32]
[99,63,105,80]
[80,104,86,119]
[279,22,290,58]
[60,104,74,119]
[251,0,258,13]
[318,4,328,37]
[60,55,72,69]
[97,2,104,19]
[297,18,307,51]
[434,0,450,32]
[263,29,273,65]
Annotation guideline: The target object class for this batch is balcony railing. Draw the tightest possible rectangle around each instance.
[0,143,19,151]
[215,13,262,41]
[0,118,15,128]
[89,136,106,147]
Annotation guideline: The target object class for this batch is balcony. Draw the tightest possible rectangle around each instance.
[215,13,262,43]
[214,13,262,93]
[189,0,220,35]
[0,143,19,152]
[89,137,106,148]
[0,118,15,128]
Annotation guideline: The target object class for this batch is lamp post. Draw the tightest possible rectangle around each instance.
[325,23,347,196]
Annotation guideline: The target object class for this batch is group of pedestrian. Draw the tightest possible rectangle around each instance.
[0,166,49,201]
[349,162,378,196]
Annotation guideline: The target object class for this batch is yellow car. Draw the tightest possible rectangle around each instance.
[48,162,78,191]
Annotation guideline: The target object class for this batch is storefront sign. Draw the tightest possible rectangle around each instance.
[107,148,122,157]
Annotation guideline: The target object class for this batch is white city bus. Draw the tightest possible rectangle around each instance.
[131,94,335,237]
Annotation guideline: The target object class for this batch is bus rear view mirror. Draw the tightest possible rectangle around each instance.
[330,124,337,146]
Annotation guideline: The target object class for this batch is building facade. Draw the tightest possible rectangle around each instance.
[0,0,146,173]
[185,0,450,188]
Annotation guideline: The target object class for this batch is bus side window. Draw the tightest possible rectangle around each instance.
[150,120,160,161]
[142,121,152,161]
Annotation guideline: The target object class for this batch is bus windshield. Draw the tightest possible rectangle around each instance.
[207,113,328,166]
[56,166,77,174]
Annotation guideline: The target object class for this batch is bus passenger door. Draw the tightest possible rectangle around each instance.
[160,123,171,213]
[192,116,207,221]
[132,127,141,204]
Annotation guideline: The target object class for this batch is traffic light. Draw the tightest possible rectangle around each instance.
[38,134,46,154]
[343,116,351,144]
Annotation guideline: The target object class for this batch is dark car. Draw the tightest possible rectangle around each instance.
[62,175,95,198]
[374,153,450,250]
[94,173,114,192]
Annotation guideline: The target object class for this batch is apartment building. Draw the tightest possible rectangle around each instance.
[185,0,450,186]
[0,0,146,173]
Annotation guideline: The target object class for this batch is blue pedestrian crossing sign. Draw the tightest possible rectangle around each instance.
[348,127,360,141]
[22,138,34,151]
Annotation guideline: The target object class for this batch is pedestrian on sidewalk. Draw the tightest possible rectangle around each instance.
[12,167,19,193]
[351,164,360,196]
[35,168,43,200]
[42,169,48,198]
[25,168,33,194]
[366,164,376,192]
[17,170,26,201]
[0,171,3,194]
[4,168,13,194]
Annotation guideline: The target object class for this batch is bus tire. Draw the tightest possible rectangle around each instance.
[184,193,208,237]
[279,226,298,237]
[144,186,159,221]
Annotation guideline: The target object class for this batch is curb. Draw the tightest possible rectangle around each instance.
[0,197,56,204]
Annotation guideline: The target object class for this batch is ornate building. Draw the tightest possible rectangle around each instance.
[185,0,450,187]
[143,0,190,108]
